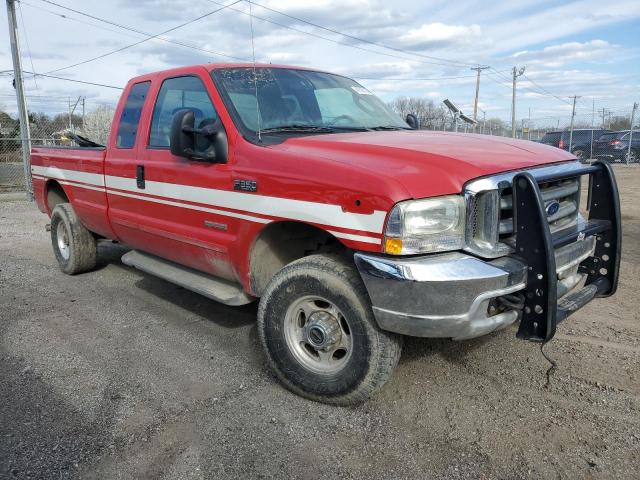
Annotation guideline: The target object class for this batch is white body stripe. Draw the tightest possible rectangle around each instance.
[32,165,384,244]
[104,175,386,234]
[32,165,104,187]
[106,189,271,224]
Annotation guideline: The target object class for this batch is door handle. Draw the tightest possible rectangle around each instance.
[136,165,145,189]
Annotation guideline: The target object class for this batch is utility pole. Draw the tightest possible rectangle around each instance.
[568,95,580,152]
[527,107,531,140]
[6,0,33,200]
[470,65,489,132]
[511,66,525,138]
[600,108,607,128]
[628,102,638,164]
[81,96,85,131]
[67,96,81,131]
[590,98,595,159]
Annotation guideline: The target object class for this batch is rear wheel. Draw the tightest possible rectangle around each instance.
[573,149,586,160]
[257,254,402,405]
[50,203,97,275]
[625,150,638,163]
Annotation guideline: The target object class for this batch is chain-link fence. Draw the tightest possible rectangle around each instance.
[0,94,114,192]
[1,90,637,193]
[389,98,639,165]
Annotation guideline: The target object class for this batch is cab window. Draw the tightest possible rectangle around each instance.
[148,76,217,148]
[116,81,150,148]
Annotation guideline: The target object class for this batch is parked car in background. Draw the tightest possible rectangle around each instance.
[541,129,610,160]
[593,130,639,163]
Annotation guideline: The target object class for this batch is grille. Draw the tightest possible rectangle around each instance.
[464,170,582,258]
[498,177,581,245]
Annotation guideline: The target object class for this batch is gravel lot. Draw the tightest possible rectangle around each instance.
[1,166,639,479]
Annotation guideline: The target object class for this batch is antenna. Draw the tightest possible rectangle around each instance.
[248,0,262,142]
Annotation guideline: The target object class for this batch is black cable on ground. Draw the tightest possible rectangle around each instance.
[540,341,557,388]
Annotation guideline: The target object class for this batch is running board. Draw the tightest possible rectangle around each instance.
[121,251,254,306]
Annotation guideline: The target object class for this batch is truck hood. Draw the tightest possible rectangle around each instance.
[272,130,576,198]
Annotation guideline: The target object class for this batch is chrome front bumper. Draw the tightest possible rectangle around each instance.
[354,236,596,340]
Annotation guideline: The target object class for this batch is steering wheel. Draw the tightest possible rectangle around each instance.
[327,114,356,126]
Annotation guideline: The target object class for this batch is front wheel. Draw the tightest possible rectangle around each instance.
[257,254,402,405]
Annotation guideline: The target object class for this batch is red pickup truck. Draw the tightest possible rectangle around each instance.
[31,63,621,405]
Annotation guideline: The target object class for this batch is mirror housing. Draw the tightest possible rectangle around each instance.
[406,113,419,130]
[170,109,227,163]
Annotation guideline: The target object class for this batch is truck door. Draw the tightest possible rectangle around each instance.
[107,72,237,281]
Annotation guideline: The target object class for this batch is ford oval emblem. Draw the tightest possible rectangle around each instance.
[545,200,561,216]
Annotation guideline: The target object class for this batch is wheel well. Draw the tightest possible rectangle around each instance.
[249,222,347,297]
[46,181,69,213]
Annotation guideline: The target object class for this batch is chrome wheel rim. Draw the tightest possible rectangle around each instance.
[283,295,353,375]
[56,221,70,260]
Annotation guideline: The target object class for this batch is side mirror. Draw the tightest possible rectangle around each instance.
[170,109,228,163]
[406,113,419,130]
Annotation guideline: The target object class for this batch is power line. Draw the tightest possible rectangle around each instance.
[489,68,576,108]
[28,0,486,80]
[243,0,478,68]
[353,71,511,82]
[21,0,161,43]
[17,1,38,90]
[33,0,247,74]
[202,0,474,69]
[521,74,572,105]
[22,70,123,89]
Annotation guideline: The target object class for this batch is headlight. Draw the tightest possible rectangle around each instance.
[383,195,465,255]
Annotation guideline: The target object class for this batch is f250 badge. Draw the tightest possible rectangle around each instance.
[234,179,258,192]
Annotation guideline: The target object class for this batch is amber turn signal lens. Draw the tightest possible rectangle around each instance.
[384,238,403,255]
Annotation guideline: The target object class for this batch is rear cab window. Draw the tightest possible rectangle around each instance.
[598,132,619,142]
[116,81,151,148]
[542,132,561,143]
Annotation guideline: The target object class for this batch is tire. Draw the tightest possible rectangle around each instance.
[50,203,97,275]
[573,149,585,160]
[257,254,402,405]
[625,150,638,163]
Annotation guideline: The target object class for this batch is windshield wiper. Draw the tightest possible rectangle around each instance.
[369,125,410,131]
[260,125,335,134]
[327,126,373,132]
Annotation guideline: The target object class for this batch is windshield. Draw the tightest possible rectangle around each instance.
[598,132,621,141]
[211,67,408,138]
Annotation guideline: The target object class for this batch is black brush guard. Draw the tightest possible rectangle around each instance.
[512,161,621,342]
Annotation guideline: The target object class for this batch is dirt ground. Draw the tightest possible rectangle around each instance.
[1,166,639,479]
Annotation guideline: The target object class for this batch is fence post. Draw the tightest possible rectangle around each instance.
[5,0,33,199]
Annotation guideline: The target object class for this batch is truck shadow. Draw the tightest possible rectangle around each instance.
[95,240,129,271]
[97,242,257,329]
[399,332,499,365]
[133,275,257,329]
[98,242,500,364]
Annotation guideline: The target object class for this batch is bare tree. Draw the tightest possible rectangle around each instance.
[608,116,631,131]
[82,105,115,145]
[389,97,448,130]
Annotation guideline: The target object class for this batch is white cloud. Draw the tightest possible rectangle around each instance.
[396,23,482,50]
[0,0,637,122]
[512,40,618,67]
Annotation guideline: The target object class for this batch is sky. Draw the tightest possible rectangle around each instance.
[0,0,639,127]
